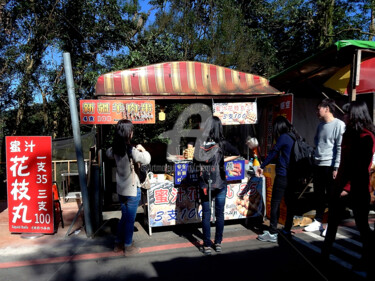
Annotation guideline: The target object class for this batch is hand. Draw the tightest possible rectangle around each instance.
[136,144,145,152]
[333,170,338,179]
[340,190,349,197]
[255,167,263,177]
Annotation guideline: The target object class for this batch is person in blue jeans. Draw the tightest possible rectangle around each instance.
[106,119,151,256]
[256,116,297,243]
[194,116,239,255]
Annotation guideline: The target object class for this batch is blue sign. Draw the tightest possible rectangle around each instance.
[225,160,245,181]
[174,162,198,185]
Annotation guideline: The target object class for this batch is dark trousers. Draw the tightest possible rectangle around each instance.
[322,188,374,277]
[313,165,335,222]
[269,175,297,234]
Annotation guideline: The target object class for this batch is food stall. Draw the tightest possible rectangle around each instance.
[81,61,291,234]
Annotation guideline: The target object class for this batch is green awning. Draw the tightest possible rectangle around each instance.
[335,40,375,51]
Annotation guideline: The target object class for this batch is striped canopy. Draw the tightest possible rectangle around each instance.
[95,61,282,98]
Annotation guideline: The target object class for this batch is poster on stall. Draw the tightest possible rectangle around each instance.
[146,177,264,228]
[263,94,293,155]
[213,102,257,125]
[80,99,155,124]
[6,136,54,234]
[263,164,287,225]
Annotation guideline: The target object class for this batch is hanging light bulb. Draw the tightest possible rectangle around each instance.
[159,108,166,121]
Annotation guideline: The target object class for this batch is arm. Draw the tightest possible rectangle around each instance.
[260,135,285,169]
[256,135,285,177]
[333,121,345,179]
[222,141,240,159]
[132,146,151,165]
[224,155,239,162]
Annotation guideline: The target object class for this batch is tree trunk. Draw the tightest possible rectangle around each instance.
[370,2,375,41]
[317,0,335,49]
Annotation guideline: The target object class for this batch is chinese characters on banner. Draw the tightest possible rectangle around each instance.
[6,137,54,234]
[146,178,264,228]
[80,100,155,124]
[264,94,293,154]
[213,102,257,125]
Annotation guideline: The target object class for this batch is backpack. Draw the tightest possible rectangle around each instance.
[194,140,225,191]
[287,132,315,186]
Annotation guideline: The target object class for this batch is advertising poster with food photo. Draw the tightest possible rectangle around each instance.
[213,102,257,125]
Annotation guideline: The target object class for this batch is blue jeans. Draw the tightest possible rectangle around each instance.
[116,188,141,247]
[200,186,227,247]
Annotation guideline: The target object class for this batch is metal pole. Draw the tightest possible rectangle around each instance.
[63,52,93,238]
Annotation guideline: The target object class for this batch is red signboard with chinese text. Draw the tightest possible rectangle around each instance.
[6,136,54,234]
[264,94,294,154]
[80,99,155,124]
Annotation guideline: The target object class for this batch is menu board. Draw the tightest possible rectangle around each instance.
[213,102,257,125]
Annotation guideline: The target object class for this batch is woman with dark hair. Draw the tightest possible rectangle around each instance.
[194,116,239,255]
[322,101,375,274]
[256,115,298,242]
[106,119,151,256]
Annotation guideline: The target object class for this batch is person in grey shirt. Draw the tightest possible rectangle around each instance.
[304,99,345,233]
[106,119,151,256]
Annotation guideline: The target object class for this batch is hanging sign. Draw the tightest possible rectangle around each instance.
[213,102,257,125]
[80,99,156,124]
[6,136,54,234]
[263,94,293,154]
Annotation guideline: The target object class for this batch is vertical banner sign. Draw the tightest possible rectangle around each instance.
[264,94,293,154]
[6,136,54,234]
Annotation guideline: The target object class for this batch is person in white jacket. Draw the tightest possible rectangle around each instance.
[106,119,151,256]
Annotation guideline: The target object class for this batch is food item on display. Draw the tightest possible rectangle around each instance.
[228,162,242,177]
[183,147,195,160]
[236,191,261,217]
[246,112,257,123]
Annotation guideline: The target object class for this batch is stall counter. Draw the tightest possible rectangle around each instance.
[142,175,265,235]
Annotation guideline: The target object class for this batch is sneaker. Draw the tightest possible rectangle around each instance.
[124,244,140,257]
[214,244,222,253]
[304,219,324,232]
[113,242,124,253]
[257,230,278,243]
[201,246,212,256]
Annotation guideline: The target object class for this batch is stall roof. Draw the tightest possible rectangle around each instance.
[95,61,282,99]
[270,40,375,95]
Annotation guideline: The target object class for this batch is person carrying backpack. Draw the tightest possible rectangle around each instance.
[194,116,239,255]
[106,119,151,256]
[256,115,300,243]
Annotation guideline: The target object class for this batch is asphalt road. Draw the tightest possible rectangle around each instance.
[0,215,371,281]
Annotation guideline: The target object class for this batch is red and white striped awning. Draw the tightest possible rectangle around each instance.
[95,61,282,98]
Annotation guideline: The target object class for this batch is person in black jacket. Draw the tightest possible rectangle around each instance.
[256,116,298,243]
[194,116,239,255]
[322,101,375,277]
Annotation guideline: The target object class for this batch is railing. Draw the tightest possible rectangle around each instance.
[0,160,89,200]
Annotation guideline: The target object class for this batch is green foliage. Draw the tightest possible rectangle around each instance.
[1,0,375,144]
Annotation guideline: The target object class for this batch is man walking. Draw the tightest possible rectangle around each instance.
[304,98,345,233]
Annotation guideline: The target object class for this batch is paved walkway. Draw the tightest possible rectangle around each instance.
[0,200,86,255]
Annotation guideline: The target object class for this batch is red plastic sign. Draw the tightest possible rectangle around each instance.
[6,136,54,234]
